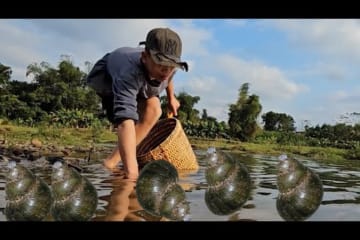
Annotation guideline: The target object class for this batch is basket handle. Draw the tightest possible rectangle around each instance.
[167,112,174,118]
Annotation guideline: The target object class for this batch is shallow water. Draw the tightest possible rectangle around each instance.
[1,148,360,221]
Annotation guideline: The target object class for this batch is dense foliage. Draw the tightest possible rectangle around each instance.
[1,59,360,156]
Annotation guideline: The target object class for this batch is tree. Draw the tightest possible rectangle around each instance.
[262,111,296,132]
[262,111,278,131]
[0,64,15,118]
[160,91,201,123]
[337,112,360,126]
[0,63,12,86]
[7,80,45,122]
[0,58,102,124]
[228,83,262,141]
[201,109,208,120]
[26,58,100,114]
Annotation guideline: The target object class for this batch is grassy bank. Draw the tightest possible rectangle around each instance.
[0,123,348,162]
[0,124,116,147]
[189,137,347,162]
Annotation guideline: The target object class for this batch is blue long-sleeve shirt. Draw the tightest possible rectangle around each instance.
[87,47,169,123]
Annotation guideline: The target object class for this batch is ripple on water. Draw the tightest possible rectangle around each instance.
[0,150,360,221]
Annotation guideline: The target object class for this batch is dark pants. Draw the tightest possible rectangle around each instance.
[101,94,115,123]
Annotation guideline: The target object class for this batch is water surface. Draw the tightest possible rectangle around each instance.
[1,148,359,221]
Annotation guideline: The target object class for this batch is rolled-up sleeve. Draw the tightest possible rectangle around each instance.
[112,71,139,122]
[107,50,141,123]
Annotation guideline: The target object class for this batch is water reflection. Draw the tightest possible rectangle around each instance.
[94,170,163,221]
[276,154,323,221]
[51,161,98,221]
[5,161,52,221]
[136,160,190,221]
[204,148,251,216]
[1,149,360,221]
[104,179,138,221]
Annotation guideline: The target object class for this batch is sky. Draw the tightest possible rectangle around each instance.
[1,19,360,130]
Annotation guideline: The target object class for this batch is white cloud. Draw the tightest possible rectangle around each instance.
[330,88,360,104]
[0,20,45,81]
[187,76,217,92]
[175,53,308,122]
[2,19,359,127]
[175,71,231,121]
[332,90,349,100]
[29,19,169,48]
[171,21,213,57]
[1,19,212,82]
[299,88,360,126]
[26,19,172,68]
[214,54,307,101]
[271,19,360,62]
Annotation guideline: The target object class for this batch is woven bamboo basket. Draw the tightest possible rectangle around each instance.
[136,117,199,170]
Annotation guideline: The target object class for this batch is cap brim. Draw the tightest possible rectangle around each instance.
[149,50,188,71]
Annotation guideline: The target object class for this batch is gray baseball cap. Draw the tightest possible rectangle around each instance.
[139,28,188,71]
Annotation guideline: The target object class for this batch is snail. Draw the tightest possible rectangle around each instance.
[5,161,52,221]
[204,147,251,215]
[136,160,190,221]
[51,161,98,221]
[276,154,323,221]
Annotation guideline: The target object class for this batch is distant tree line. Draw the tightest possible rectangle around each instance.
[0,57,100,128]
[1,58,360,151]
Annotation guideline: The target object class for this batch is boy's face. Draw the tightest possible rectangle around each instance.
[142,51,176,81]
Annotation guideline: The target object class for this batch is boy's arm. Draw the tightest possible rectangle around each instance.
[166,75,180,116]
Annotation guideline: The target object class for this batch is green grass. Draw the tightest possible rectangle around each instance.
[189,137,347,162]
[0,124,348,162]
[0,124,117,148]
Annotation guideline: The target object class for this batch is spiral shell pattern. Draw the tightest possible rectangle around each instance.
[204,148,251,215]
[276,154,323,221]
[5,161,53,221]
[136,160,190,221]
[51,161,98,221]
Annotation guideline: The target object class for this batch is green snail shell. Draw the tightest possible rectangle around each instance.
[5,161,53,221]
[205,148,234,186]
[136,160,190,221]
[277,154,308,192]
[159,183,190,220]
[276,154,323,221]
[51,161,98,221]
[51,161,83,198]
[205,149,251,215]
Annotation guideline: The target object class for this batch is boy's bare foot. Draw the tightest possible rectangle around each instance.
[103,158,121,169]
[103,146,121,169]
[125,172,138,182]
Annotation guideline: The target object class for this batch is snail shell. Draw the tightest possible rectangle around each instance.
[51,161,98,221]
[5,161,52,221]
[136,160,190,221]
[276,154,323,221]
[205,148,251,215]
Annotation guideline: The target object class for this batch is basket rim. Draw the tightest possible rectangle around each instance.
[136,118,179,156]
[136,117,199,171]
